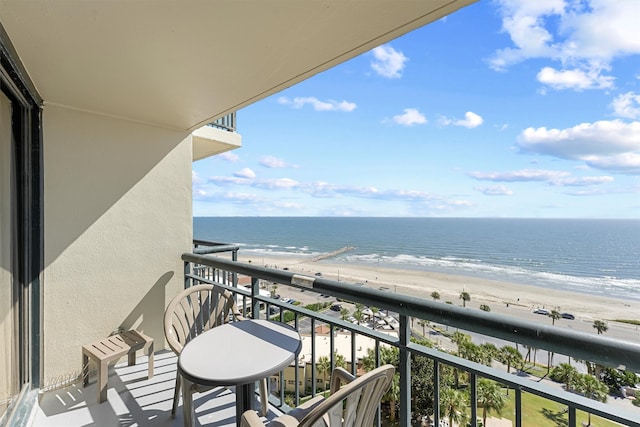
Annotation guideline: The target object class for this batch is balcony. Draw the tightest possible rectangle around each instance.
[31,243,640,427]
[208,113,237,133]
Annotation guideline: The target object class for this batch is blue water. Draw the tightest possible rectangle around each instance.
[193,217,640,301]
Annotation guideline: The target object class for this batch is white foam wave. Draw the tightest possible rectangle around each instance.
[342,252,640,301]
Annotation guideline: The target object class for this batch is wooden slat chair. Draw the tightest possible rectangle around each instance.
[241,364,395,427]
[163,284,268,419]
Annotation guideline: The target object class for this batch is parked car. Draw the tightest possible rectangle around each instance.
[561,312,575,320]
[330,304,342,312]
[315,272,322,276]
[533,308,550,315]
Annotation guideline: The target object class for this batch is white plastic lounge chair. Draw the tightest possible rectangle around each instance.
[240,364,395,427]
[164,284,268,420]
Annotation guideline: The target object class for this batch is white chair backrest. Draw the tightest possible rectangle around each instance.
[163,284,241,354]
[299,364,395,427]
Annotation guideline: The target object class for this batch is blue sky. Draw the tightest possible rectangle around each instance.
[193,0,640,218]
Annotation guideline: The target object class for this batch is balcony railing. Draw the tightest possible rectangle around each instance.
[207,112,236,132]
[184,245,640,427]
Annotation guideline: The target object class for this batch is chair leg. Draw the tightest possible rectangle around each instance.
[259,378,268,417]
[171,374,181,419]
[81,352,89,387]
[98,361,108,404]
[146,341,154,379]
[182,377,194,427]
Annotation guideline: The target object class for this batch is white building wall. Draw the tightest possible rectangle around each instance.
[42,105,193,386]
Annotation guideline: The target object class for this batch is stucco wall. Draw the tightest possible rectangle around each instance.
[42,105,192,386]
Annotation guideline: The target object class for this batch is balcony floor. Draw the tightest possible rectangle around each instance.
[31,350,281,427]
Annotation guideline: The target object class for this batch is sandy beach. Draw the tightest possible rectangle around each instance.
[238,253,640,343]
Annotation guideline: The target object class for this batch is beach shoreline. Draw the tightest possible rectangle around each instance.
[237,252,640,330]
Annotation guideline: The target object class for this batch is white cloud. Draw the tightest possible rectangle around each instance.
[469,169,569,182]
[536,66,614,91]
[489,0,640,91]
[469,168,614,187]
[253,178,300,190]
[488,0,565,71]
[370,45,408,78]
[234,168,256,179]
[192,170,204,185]
[552,176,614,186]
[441,111,484,128]
[517,120,640,173]
[392,108,427,126]
[474,185,514,196]
[259,156,286,168]
[278,96,356,112]
[610,92,640,119]
[218,152,240,162]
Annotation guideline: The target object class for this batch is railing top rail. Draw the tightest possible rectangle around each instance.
[182,252,640,373]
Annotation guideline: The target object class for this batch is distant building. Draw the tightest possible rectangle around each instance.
[272,330,396,395]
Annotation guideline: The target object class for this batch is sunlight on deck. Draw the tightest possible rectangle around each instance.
[32,351,279,427]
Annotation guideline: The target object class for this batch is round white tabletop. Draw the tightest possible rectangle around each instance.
[177,319,302,425]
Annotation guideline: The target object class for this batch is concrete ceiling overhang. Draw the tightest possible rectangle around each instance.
[0,0,475,131]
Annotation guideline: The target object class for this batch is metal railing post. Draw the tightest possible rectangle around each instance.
[184,260,191,289]
[515,388,522,427]
[398,314,411,427]
[433,361,440,427]
[470,372,477,426]
[251,277,260,319]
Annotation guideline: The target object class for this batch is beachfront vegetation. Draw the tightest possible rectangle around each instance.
[479,304,491,312]
[430,291,440,301]
[613,319,640,325]
[593,319,609,334]
[355,325,625,427]
[477,379,506,427]
[459,291,471,307]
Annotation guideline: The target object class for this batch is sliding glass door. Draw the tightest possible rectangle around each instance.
[0,30,42,424]
[0,91,17,420]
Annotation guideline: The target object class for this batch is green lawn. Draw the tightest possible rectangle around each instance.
[493,388,625,427]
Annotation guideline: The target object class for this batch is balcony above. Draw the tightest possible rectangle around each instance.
[192,115,242,161]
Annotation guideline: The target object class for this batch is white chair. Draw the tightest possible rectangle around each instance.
[241,364,395,427]
[164,284,268,421]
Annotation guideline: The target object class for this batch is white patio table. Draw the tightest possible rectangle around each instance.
[178,319,302,426]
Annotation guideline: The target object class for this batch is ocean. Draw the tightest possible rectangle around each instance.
[193,217,640,302]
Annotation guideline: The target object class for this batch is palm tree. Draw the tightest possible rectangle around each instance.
[340,307,349,321]
[593,320,608,334]
[417,319,428,337]
[479,343,498,366]
[334,352,347,369]
[451,332,471,356]
[370,306,379,330]
[459,291,471,307]
[440,388,468,427]
[499,346,522,374]
[353,309,364,325]
[431,291,440,301]
[575,373,608,426]
[552,363,578,391]
[316,355,331,391]
[270,284,278,298]
[549,309,561,325]
[383,373,400,422]
[477,379,506,427]
[498,346,522,396]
